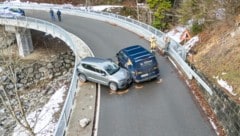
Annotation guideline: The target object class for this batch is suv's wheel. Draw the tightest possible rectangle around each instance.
[79,74,87,83]
[109,82,118,91]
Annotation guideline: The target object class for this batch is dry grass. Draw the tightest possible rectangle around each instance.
[191,22,240,100]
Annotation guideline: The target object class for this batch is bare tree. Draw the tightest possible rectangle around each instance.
[0,46,36,136]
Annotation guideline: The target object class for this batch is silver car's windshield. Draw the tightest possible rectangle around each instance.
[104,62,120,75]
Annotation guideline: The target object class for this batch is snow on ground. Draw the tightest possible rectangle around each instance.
[217,79,236,96]
[183,36,199,52]
[87,5,123,11]
[166,26,199,53]
[214,75,236,96]
[5,0,122,12]
[166,26,187,43]
[13,86,67,136]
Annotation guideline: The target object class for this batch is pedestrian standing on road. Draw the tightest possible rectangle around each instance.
[164,35,170,51]
[149,35,157,54]
[57,9,62,22]
[50,8,55,21]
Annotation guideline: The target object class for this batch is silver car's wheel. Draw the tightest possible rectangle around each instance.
[109,82,118,91]
[79,74,87,83]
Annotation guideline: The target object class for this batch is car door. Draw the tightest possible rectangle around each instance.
[94,68,109,85]
[117,51,128,68]
[81,64,97,82]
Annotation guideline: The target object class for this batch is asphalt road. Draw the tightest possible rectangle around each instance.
[26,10,217,136]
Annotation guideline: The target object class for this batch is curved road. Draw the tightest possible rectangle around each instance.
[26,10,216,136]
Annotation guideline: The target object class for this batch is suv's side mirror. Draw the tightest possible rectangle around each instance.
[101,73,106,76]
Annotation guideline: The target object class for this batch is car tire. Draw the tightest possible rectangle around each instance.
[79,73,87,83]
[109,82,118,91]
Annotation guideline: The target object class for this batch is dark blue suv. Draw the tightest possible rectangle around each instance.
[116,45,160,83]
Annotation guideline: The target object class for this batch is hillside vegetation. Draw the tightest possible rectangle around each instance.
[190,20,240,99]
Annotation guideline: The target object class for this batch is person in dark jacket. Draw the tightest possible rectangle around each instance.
[49,8,55,21]
[57,9,62,22]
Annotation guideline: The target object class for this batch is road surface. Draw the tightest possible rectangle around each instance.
[26,10,216,136]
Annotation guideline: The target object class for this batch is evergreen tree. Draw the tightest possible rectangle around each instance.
[146,0,171,29]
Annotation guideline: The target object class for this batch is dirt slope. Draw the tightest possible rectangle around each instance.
[190,21,240,100]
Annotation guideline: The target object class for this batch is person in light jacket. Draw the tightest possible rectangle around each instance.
[149,35,157,53]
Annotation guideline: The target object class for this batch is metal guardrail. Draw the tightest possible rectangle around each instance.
[0,2,213,136]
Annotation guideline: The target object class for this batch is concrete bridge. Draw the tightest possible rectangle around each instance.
[5,25,33,57]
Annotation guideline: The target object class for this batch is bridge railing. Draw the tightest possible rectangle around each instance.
[0,15,93,135]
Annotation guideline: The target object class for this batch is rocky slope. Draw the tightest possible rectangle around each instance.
[0,29,74,135]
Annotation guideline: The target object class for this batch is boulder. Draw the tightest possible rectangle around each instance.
[79,118,91,128]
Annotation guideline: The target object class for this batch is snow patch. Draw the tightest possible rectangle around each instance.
[213,75,236,96]
[90,5,122,11]
[217,79,235,96]
[183,36,199,52]
[13,86,67,136]
[166,26,187,43]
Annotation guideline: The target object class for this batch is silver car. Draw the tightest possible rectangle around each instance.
[77,57,132,91]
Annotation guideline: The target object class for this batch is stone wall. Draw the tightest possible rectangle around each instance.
[0,26,76,135]
[1,51,75,92]
[198,73,240,136]
[0,51,75,135]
